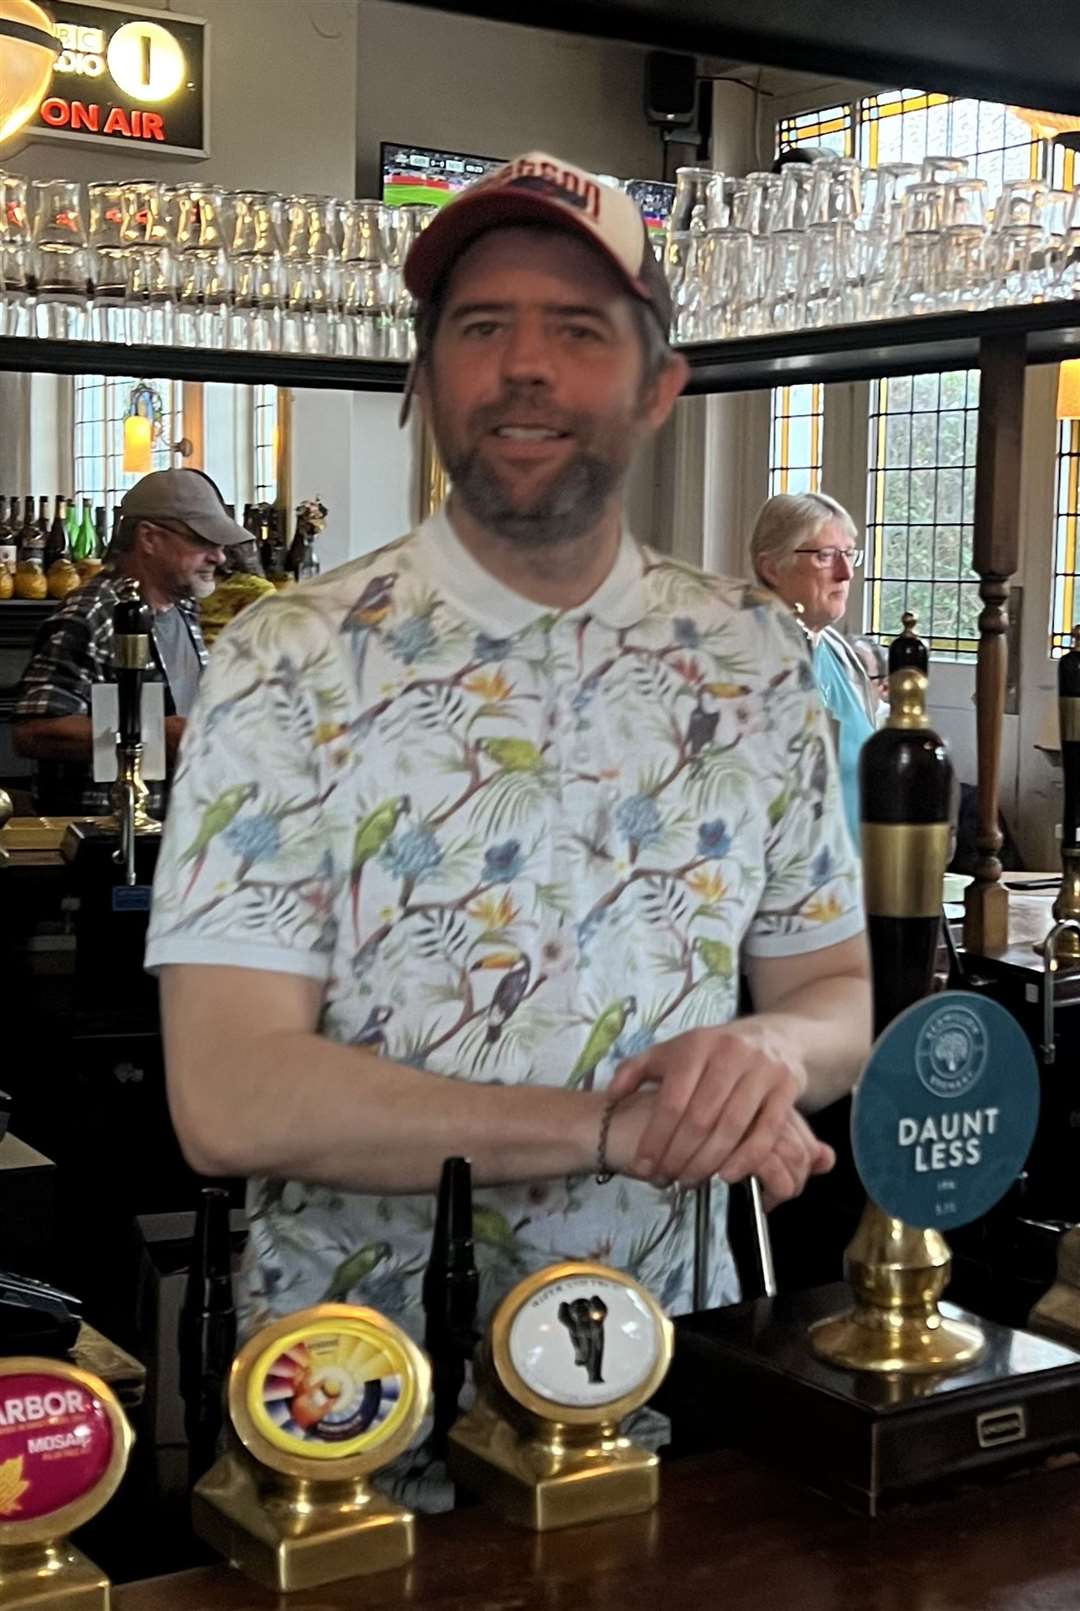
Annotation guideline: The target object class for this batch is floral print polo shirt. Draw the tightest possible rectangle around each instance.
[146,508,863,1345]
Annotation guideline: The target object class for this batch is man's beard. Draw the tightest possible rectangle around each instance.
[188,573,217,601]
[437,395,640,549]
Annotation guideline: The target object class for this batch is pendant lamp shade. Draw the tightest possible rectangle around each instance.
[0,0,59,146]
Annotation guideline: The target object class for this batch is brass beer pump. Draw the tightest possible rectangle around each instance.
[107,577,161,884]
[811,613,984,1373]
[1043,625,1080,980]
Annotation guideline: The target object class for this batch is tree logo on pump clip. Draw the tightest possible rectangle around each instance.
[915,1003,989,1100]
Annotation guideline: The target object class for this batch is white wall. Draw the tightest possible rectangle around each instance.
[354,2,662,196]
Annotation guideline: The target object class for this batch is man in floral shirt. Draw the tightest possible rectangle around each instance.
[147,152,870,1501]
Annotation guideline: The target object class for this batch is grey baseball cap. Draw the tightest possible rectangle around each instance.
[120,469,249,548]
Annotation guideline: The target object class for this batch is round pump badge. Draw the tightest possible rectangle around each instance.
[491,1263,673,1426]
[231,1305,430,1480]
[852,990,1039,1231]
[0,1360,132,1546]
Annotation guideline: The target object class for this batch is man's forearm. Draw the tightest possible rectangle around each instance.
[751,972,872,1111]
[14,715,92,761]
[163,1003,625,1193]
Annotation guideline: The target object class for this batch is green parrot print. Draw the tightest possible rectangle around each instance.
[321,1241,392,1303]
[566,996,637,1090]
[350,795,410,937]
[180,783,258,898]
[476,737,546,774]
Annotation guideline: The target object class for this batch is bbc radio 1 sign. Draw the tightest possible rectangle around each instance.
[28,1,207,157]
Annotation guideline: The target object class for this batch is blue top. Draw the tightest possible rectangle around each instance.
[812,633,875,848]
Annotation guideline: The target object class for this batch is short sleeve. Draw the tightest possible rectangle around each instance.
[743,612,865,959]
[145,596,343,980]
[15,607,98,719]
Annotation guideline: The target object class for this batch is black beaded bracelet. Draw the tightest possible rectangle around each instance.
[595,1096,620,1184]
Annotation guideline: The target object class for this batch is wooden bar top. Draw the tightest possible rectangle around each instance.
[115,1449,1080,1610]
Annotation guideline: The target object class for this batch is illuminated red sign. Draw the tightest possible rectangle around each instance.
[26,1,207,158]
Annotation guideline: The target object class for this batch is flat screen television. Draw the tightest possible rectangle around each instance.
[624,178,676,242]
[380,143,503,209]
[379,143,675,243]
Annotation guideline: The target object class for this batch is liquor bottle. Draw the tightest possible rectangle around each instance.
[70,502,92,564]
[0,498,16,574]
[35,494,50,536]
[94,506,107,559]
[286,511,305,581]
[66,496,81,551]
[17,496,43,565]
[178,1187,236,1487]
[79,501,96,562]
[44,496,69,568]
[110,507,122,550]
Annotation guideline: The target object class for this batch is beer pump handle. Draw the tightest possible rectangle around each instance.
[112,577,153,748]
[1058,626,1080,858]
[422,1156,479,1458]
[861,613,954,1029]
[112,578,155,885]
[889,610,929,677]
[178,1187,236,1487]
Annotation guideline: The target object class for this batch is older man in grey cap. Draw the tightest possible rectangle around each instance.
[15,468,248,816]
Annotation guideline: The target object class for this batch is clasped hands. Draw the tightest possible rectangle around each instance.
[604,1020,834,1210]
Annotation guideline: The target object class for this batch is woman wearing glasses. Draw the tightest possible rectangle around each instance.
[749,491,876,847]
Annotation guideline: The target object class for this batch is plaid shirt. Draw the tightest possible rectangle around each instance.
[14,568,207,815]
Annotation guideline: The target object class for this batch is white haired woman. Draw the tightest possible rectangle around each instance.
[749,491,876,846]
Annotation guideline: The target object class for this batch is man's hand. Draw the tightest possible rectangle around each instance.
[165,715,187,764]
[757,1110,834,1210]
[606,1021,808,1188]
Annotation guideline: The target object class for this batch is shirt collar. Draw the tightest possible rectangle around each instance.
[413,505,648,636]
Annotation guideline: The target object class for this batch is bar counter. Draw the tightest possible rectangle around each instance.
[115,1449,1080,1610]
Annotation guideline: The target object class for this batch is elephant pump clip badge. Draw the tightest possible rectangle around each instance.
[449,1261,673,1530]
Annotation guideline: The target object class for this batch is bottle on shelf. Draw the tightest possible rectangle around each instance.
[0,503,15,578]
[286,510,305,581]
[70,501,89,561]
[66,496,81,550]
[15,496,47,598]
[35,494,50,537]
[17,496,42,563]
[44,496,69,568]
[79,500,97,562]
[94,505,107,559]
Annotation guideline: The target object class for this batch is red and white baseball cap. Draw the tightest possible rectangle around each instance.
[403,150,673,335]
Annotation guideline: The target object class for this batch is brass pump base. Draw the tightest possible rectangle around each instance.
[809,1205,985,1374]
[1029,1226,1080,1346]
[0,1541,109,1610]
[449,1397,659,1531]
[1048,852,1080,964]
[192,1452,414,1595]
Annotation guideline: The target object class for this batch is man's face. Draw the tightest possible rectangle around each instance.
[419,227,686,548]
[141,520,226,601]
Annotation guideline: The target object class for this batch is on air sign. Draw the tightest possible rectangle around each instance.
[27,0,207,157]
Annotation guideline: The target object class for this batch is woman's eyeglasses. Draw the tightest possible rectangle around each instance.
[793,546,865,570]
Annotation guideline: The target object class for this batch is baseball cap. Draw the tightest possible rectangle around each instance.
[404,151,674,335]
[120,469,249,548]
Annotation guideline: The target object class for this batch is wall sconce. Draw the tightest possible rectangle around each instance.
[122,381,165,474]
[0,0,59,146]
[1058,360,1080,421]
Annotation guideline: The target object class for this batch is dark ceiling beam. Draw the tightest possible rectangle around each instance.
[398,0,1080,117]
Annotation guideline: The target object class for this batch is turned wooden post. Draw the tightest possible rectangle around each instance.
[963,336,1025,956]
